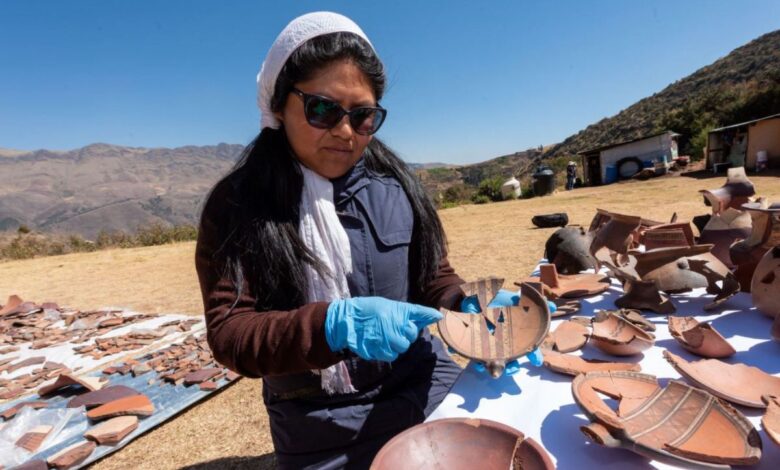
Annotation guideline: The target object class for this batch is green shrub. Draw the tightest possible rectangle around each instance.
[475,176,505,202]
[471,194,490,204]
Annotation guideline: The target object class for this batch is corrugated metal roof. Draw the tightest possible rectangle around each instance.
[577,131,680,155]
[709,113,780,133]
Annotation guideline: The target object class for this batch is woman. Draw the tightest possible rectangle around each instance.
[195,12,466,469]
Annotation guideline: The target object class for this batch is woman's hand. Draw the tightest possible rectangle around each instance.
[325,297,443,362]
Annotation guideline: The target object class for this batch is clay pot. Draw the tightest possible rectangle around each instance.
[615,279,675,314]
[438,283,550,378]
[664,350,780,408]
[572,370,762,467]
[667,316,735,358]
[370,418,554,470]
[517,264,610,299]
[730,200,780,292]
[699,208,752,268]
[542,349,640,376]
[589,311,655,356]
[698,166,756,214]
[751,246,780,318]
[614,309,655,331]
[544,226,598,274]
[632,244,740,310]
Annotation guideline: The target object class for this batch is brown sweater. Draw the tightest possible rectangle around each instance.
[195,181,465,379]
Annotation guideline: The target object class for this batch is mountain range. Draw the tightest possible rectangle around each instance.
[2,29,778,238]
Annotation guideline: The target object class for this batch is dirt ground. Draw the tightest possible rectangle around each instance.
[1,170,779,469]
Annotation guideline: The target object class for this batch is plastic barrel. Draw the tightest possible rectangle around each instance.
[604,165,618,184]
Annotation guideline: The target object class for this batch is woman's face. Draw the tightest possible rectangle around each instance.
[276,60,376,179]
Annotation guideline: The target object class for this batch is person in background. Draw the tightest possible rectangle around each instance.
[566,161,577,190]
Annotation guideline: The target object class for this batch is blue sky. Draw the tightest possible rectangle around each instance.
[1,1,778,164]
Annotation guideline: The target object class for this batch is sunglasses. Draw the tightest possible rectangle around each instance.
[291,88,387,136]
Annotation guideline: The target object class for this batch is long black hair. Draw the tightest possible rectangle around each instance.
[203,32,445,311]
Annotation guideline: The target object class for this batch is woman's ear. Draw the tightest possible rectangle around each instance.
[274,111,284,124]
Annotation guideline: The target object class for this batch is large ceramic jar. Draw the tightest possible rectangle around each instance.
[730,201,780,292]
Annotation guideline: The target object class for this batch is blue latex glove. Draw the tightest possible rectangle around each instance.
[460,289,549,373]
[325,297,442,362]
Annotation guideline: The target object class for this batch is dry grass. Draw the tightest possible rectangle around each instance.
[1,170,779,469]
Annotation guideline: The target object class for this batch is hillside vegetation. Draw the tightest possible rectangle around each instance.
[545,29,780,159]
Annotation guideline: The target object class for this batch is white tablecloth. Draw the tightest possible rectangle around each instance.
[427,276,780,469]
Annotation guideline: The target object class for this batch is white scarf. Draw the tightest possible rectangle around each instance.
[257,12,374,394]
[299,164,357,394]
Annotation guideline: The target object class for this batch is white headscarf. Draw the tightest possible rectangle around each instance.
[256,12,375,395]
[257,11,373,130]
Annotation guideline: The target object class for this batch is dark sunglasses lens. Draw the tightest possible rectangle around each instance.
[304,96,343,128]
[351,108,386,135]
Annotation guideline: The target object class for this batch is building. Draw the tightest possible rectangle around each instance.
[705,114,780,171]
[578,131,679,186]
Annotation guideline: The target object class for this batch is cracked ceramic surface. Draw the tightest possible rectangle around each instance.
[544,226,598,274]
[667,316,735,358]
[516,264,610,299]
[615,279,676,314]
[438,281,550,378]
[699,166,756,215]
[751,246,780,319]
[762,395,780,447]
[542,349,640,376]
[548,320,589,353]
[589,311,655,356]
[370,418,554,470]
[731,199,780,292]
[664,350,780,408]
[572,370,761,467]
[699,208,752,268]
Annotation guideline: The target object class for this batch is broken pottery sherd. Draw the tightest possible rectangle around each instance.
[38,373,104,397]
[614,309,655,332]
[516,263,610,299]
[667,316,735,358]
[47,440,96,469]
[459,277,505,312]
[1,400,48,420]
[86,394,154,421]
[615,279,675,314]
[199,381,218,391]
[641,222,697,250]
[0,294,23,316]
[752,246,780,319]
[664,350,780,408]
[66,385,140,409]
[588,210,643,256]
[762,395,780,447]
[699,166,756,215]
[699,208,753,268]
[542,349,640,376]
[15,425,52,452]
[550,298,581,317]
[589,311,655,356]
[184,368,221,386]
[544,226,598,274]
[730,199,780,292]
[632,244,740,310]
[438,282,550,378]
[549,320,589,353]
[572,370,761,467]
[84,415,138,445]
[370,418,554,470]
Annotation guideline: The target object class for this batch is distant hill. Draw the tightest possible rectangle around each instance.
[545,29,780,159]
[0,143,244,237]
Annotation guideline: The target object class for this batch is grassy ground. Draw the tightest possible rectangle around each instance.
[1,170,779,469]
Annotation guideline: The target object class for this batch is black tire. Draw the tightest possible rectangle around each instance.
[532,213,569,228]
[616,157,643,180]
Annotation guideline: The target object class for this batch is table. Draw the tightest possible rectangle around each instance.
[427,274,780,469]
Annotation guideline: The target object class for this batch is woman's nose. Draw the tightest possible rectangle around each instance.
[329,114,354,140]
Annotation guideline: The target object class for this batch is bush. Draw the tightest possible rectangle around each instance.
[474,176,505,202]
[1,223,200,262]
[471,194,490,204]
